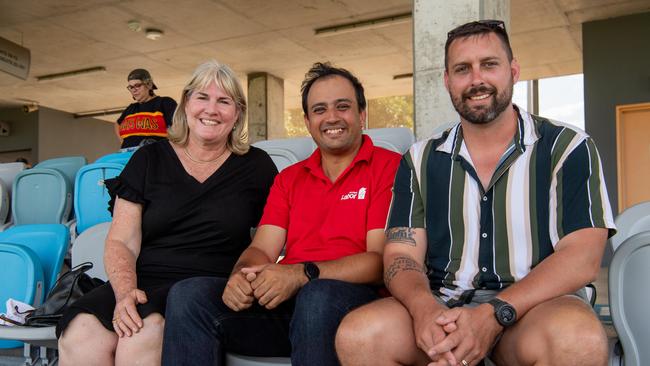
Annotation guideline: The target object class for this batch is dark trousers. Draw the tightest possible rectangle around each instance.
[161,276,379,366]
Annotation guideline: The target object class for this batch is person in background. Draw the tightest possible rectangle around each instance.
[115,68,177,150]
[14,157,31,168]
[336,20,615,366]
[57,60,277,366]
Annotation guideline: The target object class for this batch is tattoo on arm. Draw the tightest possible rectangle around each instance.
[386,227,416,246]
[384,256,424,287]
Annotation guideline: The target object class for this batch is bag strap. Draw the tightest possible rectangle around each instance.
[51,262,94,288]
[0,314,24,326]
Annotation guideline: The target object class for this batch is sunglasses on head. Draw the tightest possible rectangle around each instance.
[447,19,506,40]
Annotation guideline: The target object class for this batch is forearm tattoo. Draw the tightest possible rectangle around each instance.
[384,256,424,287]
[386,227,416,246]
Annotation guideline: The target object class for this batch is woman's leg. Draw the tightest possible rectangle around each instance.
[58,313,118,366]
[115,313,165,366]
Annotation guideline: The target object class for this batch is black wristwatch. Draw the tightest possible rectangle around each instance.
[488,298,517,327]
[303,262,320,281]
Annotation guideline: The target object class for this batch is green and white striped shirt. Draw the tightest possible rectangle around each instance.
[387,107,615,301]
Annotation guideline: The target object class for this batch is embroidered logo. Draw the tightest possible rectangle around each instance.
[341,187,367,200]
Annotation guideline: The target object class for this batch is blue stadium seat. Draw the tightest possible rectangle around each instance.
[35,156,87,190]
[74,163,124,234]
[0,242,44,349]
[95,151,134,165]
[0,224,70,294]
[0,222,108,354]
[11,168,72,226]
[0,162,26,227]
[0,162,26,196]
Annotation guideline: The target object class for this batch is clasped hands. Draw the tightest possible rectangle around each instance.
[223,263,306,311]
[416,303,502,366]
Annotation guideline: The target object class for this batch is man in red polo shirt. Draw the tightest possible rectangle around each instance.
[162,62,401,366]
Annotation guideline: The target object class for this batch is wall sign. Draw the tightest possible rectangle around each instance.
[0,37,30,80]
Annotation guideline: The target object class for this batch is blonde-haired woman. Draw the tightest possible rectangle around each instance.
[57,60,277,365]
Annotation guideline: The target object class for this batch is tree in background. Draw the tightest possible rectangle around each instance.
[283,95,413,138]
[367,95,413,129]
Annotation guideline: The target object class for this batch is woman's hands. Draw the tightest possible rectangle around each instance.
[112,288,148,337]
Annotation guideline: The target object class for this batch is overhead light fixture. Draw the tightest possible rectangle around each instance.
[393,73,413,80]
[145,28,164,40]
[315,12,412,37]
[36,66,106,82]
[74,106,126,119]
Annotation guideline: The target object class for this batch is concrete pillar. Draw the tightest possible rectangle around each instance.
[413,0,509,139]
[247,72,285,143]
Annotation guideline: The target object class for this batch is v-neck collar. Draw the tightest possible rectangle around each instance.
[165,141,233,185]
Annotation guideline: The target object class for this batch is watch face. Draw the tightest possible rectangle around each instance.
[304,262,320,280]
[490,298,517,327]
[499,306,516,324]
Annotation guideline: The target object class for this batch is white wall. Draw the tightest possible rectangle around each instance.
[37,107,120,163]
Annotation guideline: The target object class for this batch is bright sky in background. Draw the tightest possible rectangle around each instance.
[512,74,585,131]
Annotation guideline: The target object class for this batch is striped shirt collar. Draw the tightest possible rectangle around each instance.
[435,105,541,160]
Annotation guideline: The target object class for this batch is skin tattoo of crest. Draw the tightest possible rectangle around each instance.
[384,256,424,287]
[386,227,416,246]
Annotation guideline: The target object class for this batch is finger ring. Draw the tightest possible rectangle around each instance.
[461,360,469,366]
[112,318,119,323]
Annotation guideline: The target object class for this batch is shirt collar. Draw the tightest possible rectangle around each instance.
[304,134,374,175]
[436,104,540,159]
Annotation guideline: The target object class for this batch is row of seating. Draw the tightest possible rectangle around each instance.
[0,128,407,365]
[253,127,415,172]
[0,151,134,234]
[0,151,133,360]
[607,201,650,366]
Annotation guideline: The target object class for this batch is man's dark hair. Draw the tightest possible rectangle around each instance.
[300,62,366,115]
[444,20,513,70]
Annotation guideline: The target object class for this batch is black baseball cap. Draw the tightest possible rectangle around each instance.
[127,68,158,90]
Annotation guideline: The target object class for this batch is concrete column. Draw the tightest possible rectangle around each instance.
[247,72,285,143]
[413,0,509,139]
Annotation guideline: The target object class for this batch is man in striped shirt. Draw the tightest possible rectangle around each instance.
[336,20,615,366]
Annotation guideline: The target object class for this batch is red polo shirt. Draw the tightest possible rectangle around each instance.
[259,135,401,264]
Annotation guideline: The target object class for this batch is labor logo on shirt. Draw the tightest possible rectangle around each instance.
[340,187,367,200]
[118,111,168,139]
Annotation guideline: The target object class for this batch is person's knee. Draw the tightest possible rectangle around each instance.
[115,314,165,366]
[336,304,381,354]
[293,280,360,330]
[511,300,608,366]
[59,314,116,358]
[166,277,226,317]
[141,313,165,339]
[543,311,608,365]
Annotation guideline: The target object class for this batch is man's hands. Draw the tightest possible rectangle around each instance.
[410,298,458,365]
[223,263,307,311]
[426,304,503,366]
[112,288,148,338]
[222,271,257,311]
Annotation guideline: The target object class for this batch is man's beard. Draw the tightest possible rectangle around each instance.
[450,81,513,125]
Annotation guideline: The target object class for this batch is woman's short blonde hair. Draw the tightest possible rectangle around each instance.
[168,60,249,155]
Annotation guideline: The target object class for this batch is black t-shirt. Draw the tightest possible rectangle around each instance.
[116,96,177,149]
[105,141,277,279]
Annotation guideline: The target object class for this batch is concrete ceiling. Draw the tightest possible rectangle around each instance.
[0,0,649,121]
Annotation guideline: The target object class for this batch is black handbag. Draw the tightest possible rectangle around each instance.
[24,262,105,327]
